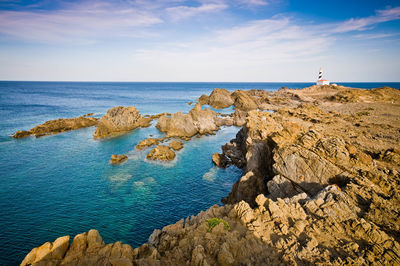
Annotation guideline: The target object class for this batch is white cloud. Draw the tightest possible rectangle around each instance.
[237,0,268,7]
[332,6,400,33]
[166,3,228,21]
[0,1,163,43]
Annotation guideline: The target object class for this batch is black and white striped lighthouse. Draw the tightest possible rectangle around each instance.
[317,67,329,85]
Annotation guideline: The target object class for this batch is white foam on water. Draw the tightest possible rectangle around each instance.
[203,167,218,182]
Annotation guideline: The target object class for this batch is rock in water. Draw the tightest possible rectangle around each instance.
[13,115,98,138]
[156,113,198,138]
[136,138,161,150]
[110,154,128,164]
[208,88,234,109]
[169,140,183,151]
[212,152,228,167]
[146,145,176,161]
[156,104,220,138]
[94,106,145,139]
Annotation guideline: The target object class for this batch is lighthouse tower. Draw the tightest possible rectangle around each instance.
[317,68,330,85]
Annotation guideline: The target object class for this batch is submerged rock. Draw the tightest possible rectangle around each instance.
[13,115,98,138]
[94,106,147,139]
[146,145,176,161]
[110,154,128,164]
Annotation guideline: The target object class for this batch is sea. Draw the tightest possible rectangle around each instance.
[0,81,399,265]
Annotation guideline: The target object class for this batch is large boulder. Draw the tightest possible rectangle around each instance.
[156,113,198,138]
[189,103,219,135]
[156,104,220,138]
[208,88,234,109]
[232,90,258,111]
[146,145,176,161]
[94,106,145,139]
[13,115,98,138]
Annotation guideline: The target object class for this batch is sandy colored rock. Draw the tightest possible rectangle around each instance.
[197,94,210,105]
[232,90,258,111]
[146,145,176,161]
[169,140,183,151]
[189,103,219,135]
[208,88,234,109]
[156,113,198,138]
[13,115,98,138]
[94,106,144,139]
[156,104,220,138]
[110,154,128,164]
[136,138,161,150]
[21,85,400,266]
[212,152,228,167]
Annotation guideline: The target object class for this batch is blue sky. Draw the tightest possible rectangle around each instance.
[0,0,399,81]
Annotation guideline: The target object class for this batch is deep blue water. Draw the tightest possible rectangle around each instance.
[0,81,399,265]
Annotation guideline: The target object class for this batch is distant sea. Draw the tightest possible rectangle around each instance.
[0,81,398,265]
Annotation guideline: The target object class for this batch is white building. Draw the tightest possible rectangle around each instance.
[316,68,330,85]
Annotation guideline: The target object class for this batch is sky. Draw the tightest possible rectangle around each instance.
[0,0,399,82]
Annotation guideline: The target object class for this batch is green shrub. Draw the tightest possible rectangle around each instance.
[206,218,231,232]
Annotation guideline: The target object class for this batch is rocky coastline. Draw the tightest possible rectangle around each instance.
[21,85,400,265]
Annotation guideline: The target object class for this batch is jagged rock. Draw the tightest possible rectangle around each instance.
[208,88,234,109]
[189,104,219,134]
[232,109,247,126]
[21,85,400,266]
[110,154,128,164]
[232,90,258,111]
[169,140,183,151]
[13,115,98,138]
[94,106,145,139]
[156,113,198,138]
[156,104,220,138]
[146,145,176,161]
[212,152,228,167]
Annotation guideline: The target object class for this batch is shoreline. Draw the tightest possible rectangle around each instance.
[20,85,400,265]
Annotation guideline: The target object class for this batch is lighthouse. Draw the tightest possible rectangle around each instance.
[317,68,330,85]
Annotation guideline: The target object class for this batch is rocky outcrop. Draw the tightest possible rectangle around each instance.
[169,140,183,151]
[94,106,149,139]
[232,90,258,111]
[21,85,400,265]
[146,145,176,161]
[13,114,98,138]
[156,103,225,139]
[208,88,234,109]
[110,154,128,164]
[21,229,134,266]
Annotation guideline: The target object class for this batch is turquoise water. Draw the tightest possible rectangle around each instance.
[0,82,399,265]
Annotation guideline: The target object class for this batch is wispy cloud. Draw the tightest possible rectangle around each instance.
[332,6,400,33]
[237,0,268,7]
[166,3,228,21]
[0,1,163,43]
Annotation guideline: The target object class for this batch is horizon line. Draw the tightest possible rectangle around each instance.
[1,80,399,83]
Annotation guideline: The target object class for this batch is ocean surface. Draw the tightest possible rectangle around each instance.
[0,81,399,265]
